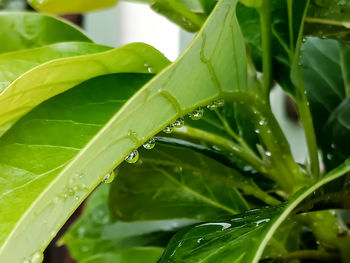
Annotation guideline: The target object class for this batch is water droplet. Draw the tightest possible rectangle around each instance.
[327,153,333,160]
[215,99,225,107]
[163,124,174,134]
[125,150,139,163]
[143,137,155,149]
[92,209,109,224]
[255,129,260,134]
[174,166,183,173]
[265,151,272,157]
[189,107,203,120]
[331,143,336,149]
[207,99,224,110]
[197,237,204,244]
[255,218,270,226]
[173,117,185,128]
[103,172,115,184]
[258,120,265,126]
[77,226,86,237]
[30,251,43,263]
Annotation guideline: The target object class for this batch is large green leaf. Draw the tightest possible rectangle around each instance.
[301,37,350,169]
[159,158,350,262]
[62,184,193,263]
[0,43,170,136]
[109,144,251,221]
[28,0,118,13]
[0,12,91,54]
[0,42,110,93]
[0,0,248,260]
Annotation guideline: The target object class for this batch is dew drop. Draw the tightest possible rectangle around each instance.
[331,143,336,149]
[255,218,270,226]
[103,172,115,184]
[163,124,174,134]
[189,107,203,120]
[143,63,153,73]
[173,117,185,128]
[125,150,139,164]
[254,129,260,134]
[258,120,265,126]
[143,137,156,150]
[327,153,333,160]
[215,98,225,107]
[265,151,272,157]
[30,251,43,263]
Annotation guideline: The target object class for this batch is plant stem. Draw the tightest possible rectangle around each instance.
[214,109,255,156]
[223,91,310,194]
[281,249,340,262]
[259,0,273,100]
[174,126,267,175]
[295,75,320,179]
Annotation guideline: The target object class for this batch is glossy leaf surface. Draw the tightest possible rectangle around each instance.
[0,0,250,260]
[0,42,110,92]
[302,37,350,169]
[0,12,91,54]
[109,144,248,221]
[0,73,152,262]
[0,43,170,135]
[63,184,194,263]
[160,158,350,262]
[28,0,118,13]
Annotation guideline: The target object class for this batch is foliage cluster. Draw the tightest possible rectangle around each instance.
[1,0,350,262]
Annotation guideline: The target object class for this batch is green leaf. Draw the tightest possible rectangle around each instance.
[0,42,111,93]
[0,43,170,136]
[0,0,248,260]
[159,158,350,262]
[28,0,118,13]
[305,0,350,43]
[151,0,206,32]
[109,144,249,221]
[0,12,91,54]
[62,184,193,263]
[78,249,165,263]
[301,37,350,169]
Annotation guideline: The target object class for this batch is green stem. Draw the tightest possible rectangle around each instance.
[223,91,310,194]
[174,126,267,175]
[259,0,273,99]
[214,109,255,155]
[295,78,320,179]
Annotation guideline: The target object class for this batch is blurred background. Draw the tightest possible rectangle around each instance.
[0,0,308,261]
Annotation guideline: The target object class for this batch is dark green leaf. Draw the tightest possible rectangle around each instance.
[301,37,350,169]
[0,12,91,54]
[305,0,350,44]
[62,184,193,263]
[159,158,350,262]
[109,144,250,221]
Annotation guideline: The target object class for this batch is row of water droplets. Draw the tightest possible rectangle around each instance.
[22,251,43,263]
[102,99,225,184]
